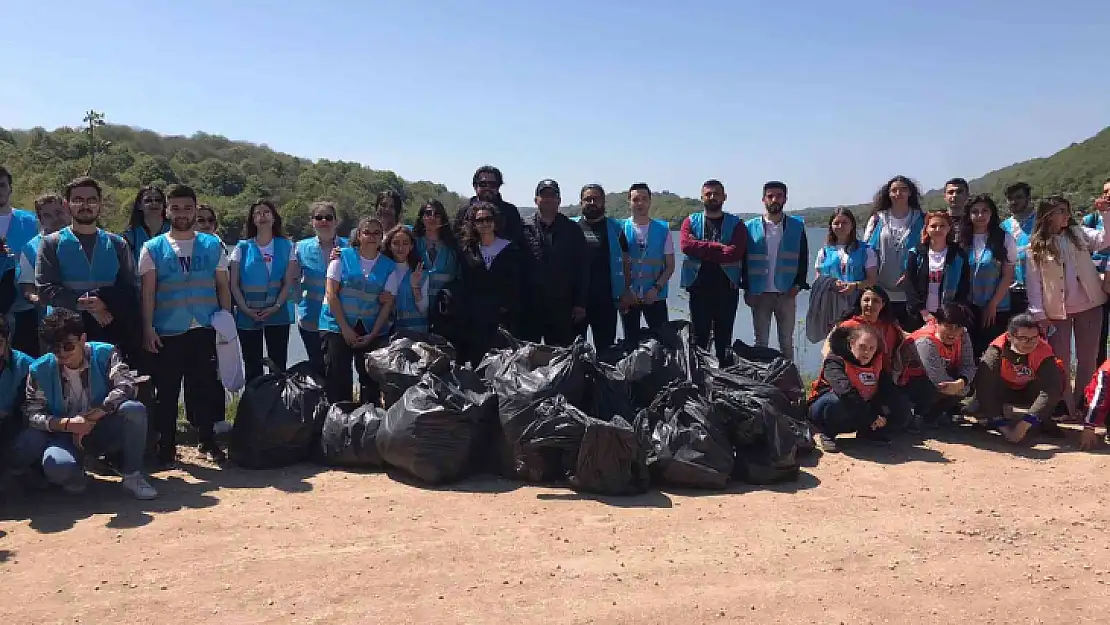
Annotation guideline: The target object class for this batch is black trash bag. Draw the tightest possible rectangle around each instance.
[571,412,651,496]
[729,339,806,405]
[317,401,385,468]
[230,361,329,469]
[645,383,733,489]
[600,322,711,409]
[514,395,588,481]
[375,369,494,484]
[366,331,457,408]
[707,369,804,484]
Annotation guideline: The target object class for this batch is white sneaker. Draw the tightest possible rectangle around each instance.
[121,473,158,500]
[815,433,839,453]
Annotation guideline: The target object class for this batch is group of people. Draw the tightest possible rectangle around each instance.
[0,162,1108,502]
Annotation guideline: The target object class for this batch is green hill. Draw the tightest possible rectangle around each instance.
[0,118,468,240]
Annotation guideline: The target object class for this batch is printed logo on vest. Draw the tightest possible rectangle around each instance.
[858,371,878,386]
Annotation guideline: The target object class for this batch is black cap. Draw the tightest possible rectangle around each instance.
[535,179,561,196]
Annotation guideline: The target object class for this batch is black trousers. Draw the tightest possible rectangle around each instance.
[322,328,385,405]
[298,325,324,376]
[970,308,1012,361]
[519,304,576,347]
[688,286,739,361]
[11,308,42,358]
[620,300,669,345]
[575,296,618,350]
[153,328,224,461]
[238,324,291,381]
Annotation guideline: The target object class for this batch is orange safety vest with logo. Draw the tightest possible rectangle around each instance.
[809,354,884,402]
[840,316,900,373]
[899,323,962,384]
[989,334,1062,390]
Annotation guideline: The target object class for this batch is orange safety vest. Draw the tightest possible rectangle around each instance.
[899,323,962,384]
[989,334,1062,390]
[841,316,900,372]
[810,354,884,402]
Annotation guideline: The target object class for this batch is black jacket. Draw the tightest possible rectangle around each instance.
[520,212,589,312]
[454,196,524,247]
[903,244,970,321]
[452,242,523,333]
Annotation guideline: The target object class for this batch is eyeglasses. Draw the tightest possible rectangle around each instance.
[473,216,495,225]
[142,197,163,206]
[422,209,438,217]
[69,198,101,208]
[55,340,80,354]
[362,230,383,238]
[1011,333,1040,343]
[475,180,500,189]
[312,214,336,222]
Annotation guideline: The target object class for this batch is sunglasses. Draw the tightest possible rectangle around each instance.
[422,209,439,217]
[475,180,500,189]
[312,214,336,222]
[55,340,79,354]
[473,216,495,225]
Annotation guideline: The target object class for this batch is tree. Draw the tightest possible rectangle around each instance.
[82,110,111,176]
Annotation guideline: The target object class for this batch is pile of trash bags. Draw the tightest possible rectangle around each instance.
[230,324,812,493]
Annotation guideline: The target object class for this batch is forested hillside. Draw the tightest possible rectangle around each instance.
[0,117,467,239]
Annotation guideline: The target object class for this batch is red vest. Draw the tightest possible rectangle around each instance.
[989,334,1060,390]
[900,323,962,383]
[840,316,900,373]
[810,354,884,402]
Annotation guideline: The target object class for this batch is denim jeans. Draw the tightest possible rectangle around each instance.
[8,401,148,488]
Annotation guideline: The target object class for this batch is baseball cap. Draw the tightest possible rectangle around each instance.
[535,179,561,196]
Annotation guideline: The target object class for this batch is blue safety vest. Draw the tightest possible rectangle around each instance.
[867,210,925,269]
[319,248,396,334]
[0,349,33,414]
[123,222,170,265]
[622,218,670,298]
[295,236,348,327]
[572,216,626,300]
[745,215,805,294]
[415,237,458,304]
[680,211,742,289]
[817,243,869,282]
[29,342,113,417]
[6,209,40,312]
[392,267,428,333]
[1001,214,1035,286]
[968,242,1011,311]
[147,233,223,336]
[56,227,121,295]
[1082,213,1109,265]
[233,237,294,329]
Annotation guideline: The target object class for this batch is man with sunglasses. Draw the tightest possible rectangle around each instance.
[10,309,157,499]
[35,177,142,363]
[571,184,634,350]
[454,165,523,246]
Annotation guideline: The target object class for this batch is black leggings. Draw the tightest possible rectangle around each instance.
[238,325,291,381]
[322,328,385,405]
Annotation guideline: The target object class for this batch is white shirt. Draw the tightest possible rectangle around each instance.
[925,247,948,313]
[326,254,402,295]
[761,216,784,293]
[391,264,430,313]
[137,235,231,276]
[630,222,675,254]
[813,245,878,273]
[970,232,1018,267]
[479,238,510,269]
[229,238,297,276]
[61,365,90,417]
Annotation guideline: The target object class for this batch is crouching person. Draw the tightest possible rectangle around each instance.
[808,323,900,452]
[899,303,976,427]
[1079,359,1110,450]
[974,313,1064,443]
[9,309,157,499]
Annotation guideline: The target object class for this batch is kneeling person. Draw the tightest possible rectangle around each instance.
[808,323,899,452]
[15,309,156,499]
[974,313,1064,443]
[899,303,976,426]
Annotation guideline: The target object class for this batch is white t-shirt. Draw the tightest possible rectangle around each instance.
[62,365,90,417]
[761,217,783,293]
[970,232,1018,267]
[229,239,297,276]
[925,247,948,313]
[326,254,402,295]
[479,238,510,269]
[630,223,675,254]
[391,264,430,313]
[137,235,231,276]
[814,245,878,273]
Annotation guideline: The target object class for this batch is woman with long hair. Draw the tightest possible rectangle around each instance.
[828,285,904,376]
[228,199,298,382]
[862,176,925,328]
[294,201,348,375]
[319,217,399,404]
[122,185,169,264]
[445,202,523,366]
[904,210,970,330]
[814,207,877,293]
[375,190,404,232]
[959,194,1017,356]
[382,225,429,333]
[1025,195,1110,415]
[412,200,458,310]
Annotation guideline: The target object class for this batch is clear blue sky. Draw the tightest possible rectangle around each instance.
[2,1,1107,210]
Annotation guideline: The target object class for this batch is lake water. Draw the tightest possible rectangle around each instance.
[284,227,830,374]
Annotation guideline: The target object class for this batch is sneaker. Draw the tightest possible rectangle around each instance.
[197,441,227,465]
[121,473,158,500]
[905,414,924,434]
[814,433,839,453]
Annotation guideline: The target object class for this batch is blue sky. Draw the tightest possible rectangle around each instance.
[2,1,1107,210]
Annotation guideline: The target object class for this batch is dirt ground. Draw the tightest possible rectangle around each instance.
[2,427,1109,625]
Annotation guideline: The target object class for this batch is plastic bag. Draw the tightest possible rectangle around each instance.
[317,401,385,468]
[729,339,806,405]
[366,331,457,408]
[707,369,804,484]
[376,369,494,484]
[571,413,651,496]
[230,362,329,469]
[646,383,733,489]
[600,321,710,409]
